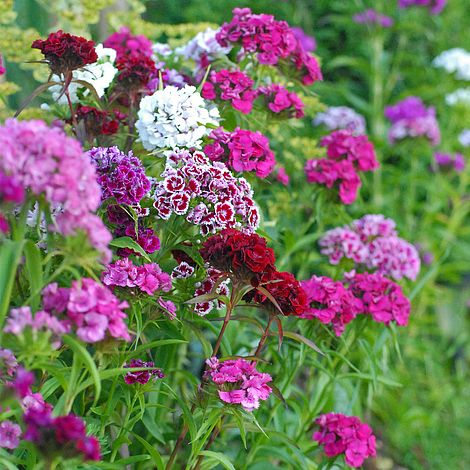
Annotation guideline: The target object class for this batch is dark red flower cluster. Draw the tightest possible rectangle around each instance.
[201,69,258,114]
[32,30,97,75]
[116,53,157,89]
[305,130,378,204]
[75,105,119,138]
[201,229,308,316]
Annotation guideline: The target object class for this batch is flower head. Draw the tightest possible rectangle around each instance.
[258,84,304,119]
[398,0,447,15]
[124,359,164,384]
[0,421,22,450]
[313,106,366,135]
[353,9,394,28]
[103,27,153,60]
[434,152,465,172]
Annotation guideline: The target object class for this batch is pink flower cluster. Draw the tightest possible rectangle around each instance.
[0,171,25,234]
[258,84,304,118]
[434,152,465,173]
[385,96,441,146]
[313,413,376,468]
[313,106,366,135]
[124,358,164,384]
[0,119,112,261]
[205,357,272,411]
[102,258,171,295]
[23,279,131,343]
[88,146,151,205]
[216,8,322,85]
[398,0,447,15]
[103,26,153,60]
[153,149,259,235]
[300,275,362,336]
[353,9,394,28]
[319,214,421,281]
[348,272,411,326]
[201,69,257,114]
[0,55,5,76]
[204,127,275,178]
[305,130,378,204]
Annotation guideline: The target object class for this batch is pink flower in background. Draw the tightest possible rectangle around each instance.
[398,0,447,15]
[313,106,366,135]
[0,349,18,378]
[291,26,316,52]
[276,167,290,185]
[434,152,465,173]
[0,421,21,449]
[103,26,153,60]
[313,413,376,467]
[300,275,362,336]
[0,172,24,204]
[0,55,5,76]
[259,84,305,118]
[205,357,272,411]
[353,9,394,28]
[124,359,164,384]
[158,298,177,320]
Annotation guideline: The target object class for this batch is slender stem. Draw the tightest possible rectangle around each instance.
[253,316,274,359]
[212,301,233,357]
[64,86,78,130]
[191,417,224,470]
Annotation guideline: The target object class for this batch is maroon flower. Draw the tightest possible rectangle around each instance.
[76,436,101,461]
[75,106,119,139]
[32,30,97,75]
[116,52,157,89]
[124,359,164,385]
[54,415,86,443]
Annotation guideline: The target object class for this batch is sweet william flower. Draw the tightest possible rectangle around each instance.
[0,421,21,450]
[124,359,164,384]
[313,106,366,135]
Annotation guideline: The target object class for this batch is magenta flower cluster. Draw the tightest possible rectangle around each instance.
[216,8,322,85]
[201,69,257,114]
[305,130,378,204]
[313,413,376,468]
[204,127,276,178]
[0,119,112,261]
[398,0,447,15]
[102,258,172,295]
[0,421,21,450]
[124,358,164,384]
[205,357,272,412]
[258,84,305,118]
[103,26,153,60]
[153,149,260,235]
[319,214,420,281]
[300,275,362,336]
[88,146,151,205]
[385,96,441,146]
[353,9,394,28]
[291,26,316,52]
[434,152,465,173]
[313,106,366,135]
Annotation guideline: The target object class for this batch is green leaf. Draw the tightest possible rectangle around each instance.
[132,434,164,470]
[23,240,43,311]
[109,237,151,261]
[283,331,324,356]
[14,81,59,117]
[129,339,187,357]
[198,451,236,470]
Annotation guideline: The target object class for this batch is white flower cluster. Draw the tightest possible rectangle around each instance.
[175,28,231,64]
[445,88,470,106]
[50,44,117,104]
[313,106,366,135]
[433,48,470,81]
[459,129,470,147]
[136,85,220,151]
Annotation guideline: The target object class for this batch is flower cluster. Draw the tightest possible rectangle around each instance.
[201,69,257,114]
[433,48,470,80]
[319,214,420,281]
[305,129,378,204]
[116,53,158,90]
[384,96,441,146]
[0,119,112,261]
[348,272,411,326]
[398,0,447,15]
[36,279,130,343]
[153,150,260,235]
[258,84,305,118]
[300,275,362,336]
[136,85,220,150]
[124,358,164,384]
[0,421,21,450]
[216,8,322,85]
[88,146,151,205]
[74,106,120,139]
[353,9,394,28]
[32,30,97,75]
[313,106,366,135]
[50,44,117,104]
[102,258,171,296]
[103,27,154,60]
[205,357,272,411]
[204,127,276,178]
[434,152,465,172]
[313,413,376,468]
[0,348,18,378]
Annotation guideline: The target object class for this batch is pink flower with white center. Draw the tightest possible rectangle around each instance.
[0,421,22,449]
[172,261,195,279]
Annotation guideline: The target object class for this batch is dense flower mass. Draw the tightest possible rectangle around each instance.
[32,30,97,75]
[153,150,260,234]
[136,85,220,150]
[258,84,305,118]
[116,52,158,89]
[205,357,272,411]
[201,69,257,114]
[434,152,465,172]
[102,258,171,295]
[348,272,411,326]
[103,26,153,60]
[0,119,112,261]
[433,48,470,80]
[305,130,378,204]
[313,413,376,468]
[88,146,150,205]
[384,96,441,145]
[300,275,362,336]
[124,359,164,384]
[319,214,420,280]
[353,9,394,28]
[204,127,276,178]
[398,0,447,15]
[313,106,366,135]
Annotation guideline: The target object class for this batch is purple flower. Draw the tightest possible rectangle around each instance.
[313,106,366,135]
[0,420,22,449]
[0,349,18,378]
[54,415,86,443]
[291,26,316,52]
[398,0,447,15]
[434,152,466,172]
[353,9,394,28]
[158,298,177,320]
[11,368,35,398]
[124,359,164,384]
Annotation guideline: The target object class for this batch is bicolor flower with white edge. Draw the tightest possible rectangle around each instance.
[136,85,220,151]
[50,44,118,104]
